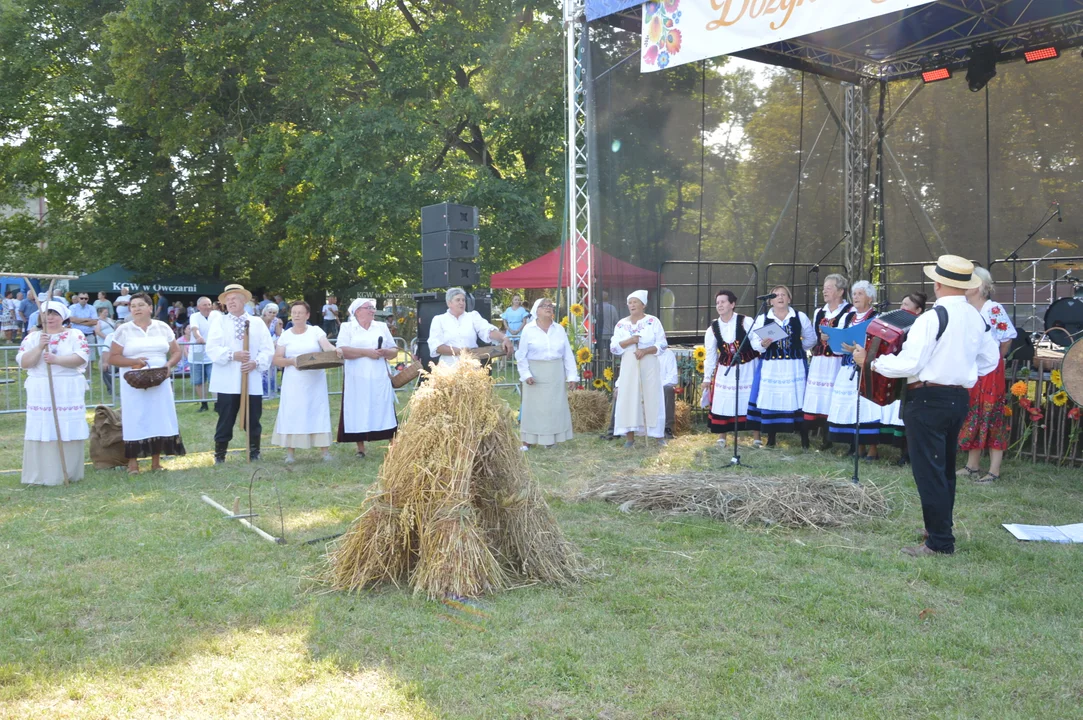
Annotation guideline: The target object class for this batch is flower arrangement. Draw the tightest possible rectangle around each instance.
[1008,364,1082,464]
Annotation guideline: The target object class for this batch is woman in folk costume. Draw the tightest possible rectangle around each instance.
[109,292,186,474]
[336,298,399,459]
[516,298,578,450]
[880,292,927,464]
[827,280,883,459]
[427,287,513,367]
[802,274,852,447]
[16,301,90,485]
[272,301,340,463]
[610,290,668,447]
[701,290,760,447]
[959,266,1017,484]
[750,286,816,448]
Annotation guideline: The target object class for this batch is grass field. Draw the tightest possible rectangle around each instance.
[1,392,1082,719]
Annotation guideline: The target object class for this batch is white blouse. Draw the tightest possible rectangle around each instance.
[16,329,90,377]
[750,308,816,354]
[610,314,668,356]
[428,310,498,365]
[703,314,755,381]
[515,322,578,382]
[981,299,1017,344]
[111,319,176,351]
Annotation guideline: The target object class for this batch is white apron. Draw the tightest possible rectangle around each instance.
[340,322,397,434]
[274,327,332,436]
[708,358,760,418]
[118,333,179,442]
[614,353,665,438]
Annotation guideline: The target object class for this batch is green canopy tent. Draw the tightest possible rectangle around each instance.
[68,263,226,297]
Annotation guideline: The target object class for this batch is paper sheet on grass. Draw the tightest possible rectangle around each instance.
[822,320,872,355]
[1002,523,1083,543]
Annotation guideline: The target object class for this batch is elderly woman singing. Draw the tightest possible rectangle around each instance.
[516,298,578,450]
[336,298,399,458]
[611,290,668,448]
[427,287,513,367]
[16,301,90,485]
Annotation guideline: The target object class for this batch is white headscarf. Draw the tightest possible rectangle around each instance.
[530,298,545,317]
[627,290,648,307]
[348,298,376,323]
[43,300,70,322]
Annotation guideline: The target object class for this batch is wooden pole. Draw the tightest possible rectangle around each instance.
[0,272,79,281]
[27,278,71,485]
[239,319,250,462]
[201,494,283,544]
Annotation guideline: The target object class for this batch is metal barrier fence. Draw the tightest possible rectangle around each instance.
[0,336,523,416]
[659,261,758,340]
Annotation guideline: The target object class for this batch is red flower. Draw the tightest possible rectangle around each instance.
[1028,408,1044,423]
[1069,407,1082,422]
[991,306,1001,315]
[583,369,593,379]
[996,322,1008,331]
[674,386,684,394]
[1018,397,1032,409]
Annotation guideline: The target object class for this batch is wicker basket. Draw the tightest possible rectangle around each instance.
[124,366,171,389]
[390,354,422,389]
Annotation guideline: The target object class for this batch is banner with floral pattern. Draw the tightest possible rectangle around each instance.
[641,0,935,73]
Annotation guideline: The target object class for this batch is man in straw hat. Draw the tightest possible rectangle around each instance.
[205,283,275,463]
[852,255,999,556]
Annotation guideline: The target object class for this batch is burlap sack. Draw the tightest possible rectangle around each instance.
[90,405,127,469]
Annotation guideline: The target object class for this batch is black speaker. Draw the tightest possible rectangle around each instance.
[414,292,445,371]
[421,231,479,262]
[422,260,478,290]
[421,203,478,233]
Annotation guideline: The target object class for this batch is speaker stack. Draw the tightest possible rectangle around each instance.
[416,202,482,370]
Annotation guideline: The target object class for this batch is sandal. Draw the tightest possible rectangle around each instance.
[974,473,999,485]
[962,466,981,477]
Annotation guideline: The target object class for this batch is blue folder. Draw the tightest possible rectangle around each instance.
[822,320,871,355]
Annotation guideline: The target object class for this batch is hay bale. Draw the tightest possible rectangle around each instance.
[580,472,888,529]
[327,357,583,598]
[673,399,692,436]
[568,389,610,433]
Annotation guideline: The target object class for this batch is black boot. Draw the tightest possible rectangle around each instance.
[198,401,209,412]
[800,429,810,450]
[214,442,228,465]
[766,432,777,448]
[249,437,261,462]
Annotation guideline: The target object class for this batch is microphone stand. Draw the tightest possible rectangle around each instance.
[807,231,850,318]
[1005,206,1059,325]
[723,295,773,468]
[846,303,883,485]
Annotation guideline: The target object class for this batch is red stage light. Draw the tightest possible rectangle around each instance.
[1024,46,1059,64]
[922,67,951,83]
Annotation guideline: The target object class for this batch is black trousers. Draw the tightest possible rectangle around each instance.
[664,385,675,435]
[903,386,969,553]
[214,393,262,448]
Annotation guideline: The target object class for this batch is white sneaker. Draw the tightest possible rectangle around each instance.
[716,437,726,448]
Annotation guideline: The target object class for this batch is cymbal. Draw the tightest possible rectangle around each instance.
[1050,262,1083,270]
[1038,238,1078,250]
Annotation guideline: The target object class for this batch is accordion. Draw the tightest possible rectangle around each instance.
[859,309,919,406]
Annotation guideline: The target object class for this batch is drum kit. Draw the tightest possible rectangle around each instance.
[1031,239,1083,350]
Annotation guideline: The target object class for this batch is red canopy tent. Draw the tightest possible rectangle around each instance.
[490,241,657,289]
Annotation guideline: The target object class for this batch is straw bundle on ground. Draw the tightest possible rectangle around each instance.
[568,389,610,433]
[673,400,692,436]
[581,473,888,529]
[327,357,583,598]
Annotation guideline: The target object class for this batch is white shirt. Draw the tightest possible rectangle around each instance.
[658,347,678,387]
[872,295,1000,388]
[17,329,89,377]
[703,314,754,381]
[188,309,220,364]
[111,319,176,355]
[322,304,339,321]
[610,314,667,356]
[515,322,578,382]
[750,307,816,354]
[114,293,131,320]
[428,310,498,366]
[205,311,275,395]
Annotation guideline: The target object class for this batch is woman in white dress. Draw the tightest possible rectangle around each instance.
[336,298,398,458]
[750,285,816,448]
[611,290,668,448]
[701,289,760,447]
[16,301,90,485]
[516,298,578,450]
[427,287,513,367]
[108,292,186,474]
[828,281,882,459]
[802,274,852,447]
[272,301,340,463]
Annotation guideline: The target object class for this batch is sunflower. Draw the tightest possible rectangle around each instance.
[593,379,605,389]
[559,317,568,328]
[1051,369,1063,388]
[695,359,705,374]
[1053,390,1069,407]
[693,345,707,361]
[1010,381,1028,398]
[570,303,585,317]
[576,347,593,365]
[603,367,614,381]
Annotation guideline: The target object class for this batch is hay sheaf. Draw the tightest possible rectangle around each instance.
[568,389,610,433]
[581,473,888,529]
[326,357,584,599]
[673,399,692,436]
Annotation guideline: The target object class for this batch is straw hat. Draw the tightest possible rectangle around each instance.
[923,255,982,290]
[218,283,253,304]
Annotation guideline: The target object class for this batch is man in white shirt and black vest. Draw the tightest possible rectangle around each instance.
[205,284,275,463]
[852,256,999,556]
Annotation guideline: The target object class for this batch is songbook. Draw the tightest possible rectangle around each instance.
[1002,523,1083,543]
[822,320,872,355]
[751,322,788,345]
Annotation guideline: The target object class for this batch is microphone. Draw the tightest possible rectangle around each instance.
[1055,201,1062,222]
[757,293,778,301]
